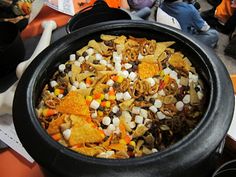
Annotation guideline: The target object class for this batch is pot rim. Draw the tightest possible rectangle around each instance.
[13,20,234,168]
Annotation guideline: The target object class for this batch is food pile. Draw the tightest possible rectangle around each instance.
[36,34,205,159]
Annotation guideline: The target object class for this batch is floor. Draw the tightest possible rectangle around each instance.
[199,0,236,74]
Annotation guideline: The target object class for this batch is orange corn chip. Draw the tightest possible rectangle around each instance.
[69,123,104,146]
[56,91,90,117]
[73,146,104,156]
[47,114,65,135]
[109,143,127,152]
[138,62,160,79]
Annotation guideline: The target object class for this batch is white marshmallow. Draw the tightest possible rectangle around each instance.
[163,67,171,75]
[123,91,132,100]
[58,64,66,72]
[78,56,85,63]
[158,90,166,96]
[115,62,122,71]
[106,79,114,87]
[113,52,122,62]
[183,94,190,104]
[135,115,144,124]
[112,117,120,126]
[129,121,136,129]
[112,105,119,114]
[116,92,124,101]
[90,100,100,110]
[154,99,162,108]
[197,91,204,100]
[107,124,116,131]
[102,116,111,125]
[157,111,166,120]
[176,101,184,111]
[146,78,156,87]
[79,82,87,89]
[58,94,64,99]
[124,63,132,69]
[140,109,148,119]
[128,72,137,81]
[152,148,158,153]
[70,54,76,61]
[132,106,141,114]
[50,80,58,88]
[91,111,98,119]
[70,85,77,91]
[68,71,72,77]
[138,53,144,60]
[86,48,94,56]
[95,53,103,60]
[73,81,79,88]
[149,105,158,113]
[62,129,71,140]
[100,59,107,66]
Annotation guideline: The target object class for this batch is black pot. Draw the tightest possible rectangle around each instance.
[13,21,235,177]
[66,0,131,33]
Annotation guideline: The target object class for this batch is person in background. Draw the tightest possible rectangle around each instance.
[160,0,219,48]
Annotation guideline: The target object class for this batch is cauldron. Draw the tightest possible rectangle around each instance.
[13,21,235,177]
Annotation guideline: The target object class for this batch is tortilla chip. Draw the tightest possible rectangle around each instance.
[138,61,160,79]
[77,88,92,96]
[168,52,191,71]
[114,35,127,44]
[100,34,117,41]
[56,91,90,117]
[69,114,90,126]
[47,114,65,135]
[154,41,175,58]
[73,146,105,156]
[109,143,127,152]
[76,72,95,82]
[69,123,104,145]
[71,64,81,83]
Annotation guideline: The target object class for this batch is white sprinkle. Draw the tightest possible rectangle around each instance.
[102,116,111,125]
[135,115,144,124]
[100,59,107,66]
[157,111,166,120]
[116,92,124,101]
[86,48,94,56]
[158,90,166,96]
[58,94,64,99]
[70,85,77,91]
[90,100,100,110]
[154,99,162,108]
[122,111,132,122]
[50,80,58,88]
[107,124,116,131]
[149,106,158,113]
[146,78,156,87]
[62,129,71,140]
[112,117,120,126]
[138,53,144,60]
[129,72,137,81]
[129,121,136,129]
[70,54,76,61]
[112,106,119,114]
[74,61,81,66]
[140,109,148,119]
[176,101,184,111]
[197,91,204,100]
[132,106,141,114]
[95,53,103,60]
[79,82,87,89]
[183,94,190,104]
[123,91,132,100]
[78,56,85,63]
[91,111,98,119]
[73,81,79,88]
[106,79,114,87]
[124,63,132,69]
[58,64,66,72]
